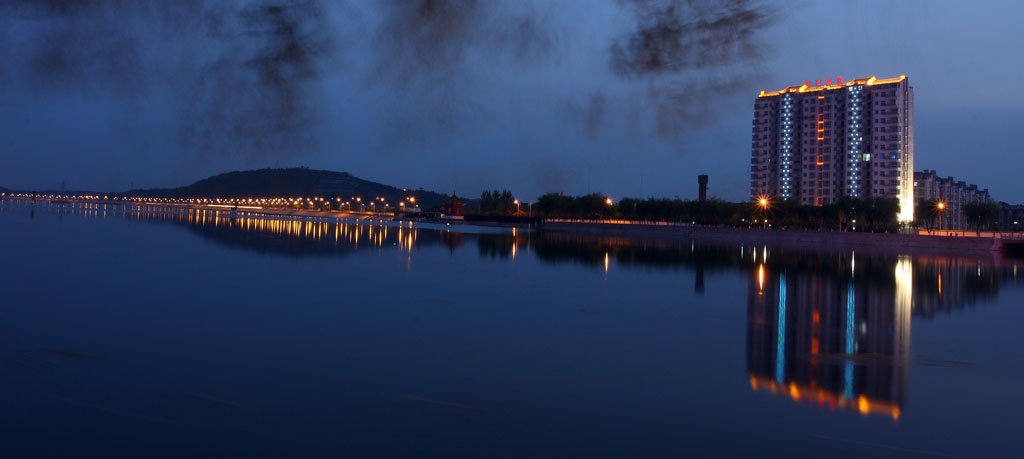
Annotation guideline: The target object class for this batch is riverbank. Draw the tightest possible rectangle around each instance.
[7,197,1018,256]
[540,221,1012,255]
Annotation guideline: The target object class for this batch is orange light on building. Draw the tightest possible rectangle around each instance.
[757,75,902,97]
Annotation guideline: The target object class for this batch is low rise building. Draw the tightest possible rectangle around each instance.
[913,170,991,230]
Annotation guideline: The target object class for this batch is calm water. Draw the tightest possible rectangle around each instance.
[2,200,1022,458]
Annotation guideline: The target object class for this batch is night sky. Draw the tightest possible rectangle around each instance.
[1,0,1021,203]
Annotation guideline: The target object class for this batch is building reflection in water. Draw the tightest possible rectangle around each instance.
[748,255,914,420]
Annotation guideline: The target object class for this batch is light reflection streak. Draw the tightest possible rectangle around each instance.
[758,264,764,294]
[894,256,913,414]
[19,201,432,254]
[775,272,786,385]
[844,281,855,401]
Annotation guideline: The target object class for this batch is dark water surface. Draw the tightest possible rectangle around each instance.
[2,200,1022,457]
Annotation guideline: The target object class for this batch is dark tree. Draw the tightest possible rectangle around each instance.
[963,201,1000,233]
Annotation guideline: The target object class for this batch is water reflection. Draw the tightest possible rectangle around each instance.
[5,199,1021,426]
[9,199,1015,305]
[747,257,911,420]
[525,233,1016,420]
[1,200,467,257]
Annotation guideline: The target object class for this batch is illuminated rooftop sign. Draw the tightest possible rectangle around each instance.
[758,75,907,98]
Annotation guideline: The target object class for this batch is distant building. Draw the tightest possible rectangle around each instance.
[440,193,465,220]
[999,202,1024,232]
[751,76,914,222]
[913,170,991,230]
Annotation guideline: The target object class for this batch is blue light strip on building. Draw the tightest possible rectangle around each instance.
[847,85,864,198]
[780,95,793,200]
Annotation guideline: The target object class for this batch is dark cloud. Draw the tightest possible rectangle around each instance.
[368,0,557,141]
[530,157,572,195]
[371,0,555,85]
[611,0,774,142]
[183,1,334,163]
[584,93,606,138]
[0,0,775,177]
[610,0,770,78]
[2,0,335,164]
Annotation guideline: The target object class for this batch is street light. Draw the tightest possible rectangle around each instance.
[755,195,770,229]
[514,199,520,216]
[937,201,946,231]
[605,197,613,206]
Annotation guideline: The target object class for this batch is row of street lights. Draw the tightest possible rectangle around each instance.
[1,192,422,214]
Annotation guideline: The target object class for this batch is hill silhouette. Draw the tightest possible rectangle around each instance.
[125,168,454,210]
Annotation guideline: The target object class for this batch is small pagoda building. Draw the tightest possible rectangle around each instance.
[441,193,465,220]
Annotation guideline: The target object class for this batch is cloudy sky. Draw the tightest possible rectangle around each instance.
[1,0,1022,203]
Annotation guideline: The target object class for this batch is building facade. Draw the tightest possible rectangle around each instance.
[913,170,991,230]
[751,76,914,221]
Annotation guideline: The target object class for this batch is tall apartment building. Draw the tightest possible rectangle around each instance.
[751,76,915,221]
[913,170,991,230]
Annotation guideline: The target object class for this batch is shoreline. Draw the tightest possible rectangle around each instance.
[6,197,1020,257]
[539,221,1015,257]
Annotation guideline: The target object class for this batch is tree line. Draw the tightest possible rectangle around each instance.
[473,188,1004,232]
[474,190,1004,232]
[914,198,1001,232]
[524,193,904,231]
[477,190,517,215]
